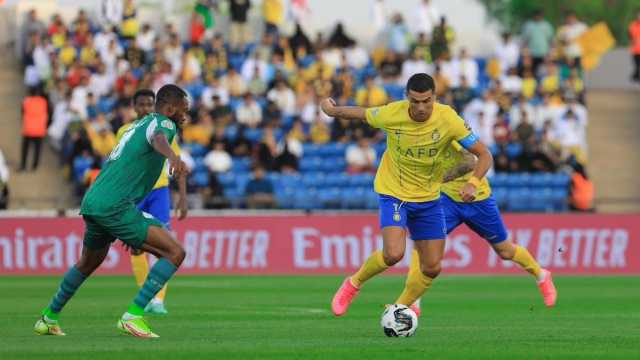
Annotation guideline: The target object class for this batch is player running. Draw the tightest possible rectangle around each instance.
[321,73,493,317]
[116,89,186,315]
[34,84,190,338]
[398,141,557,317]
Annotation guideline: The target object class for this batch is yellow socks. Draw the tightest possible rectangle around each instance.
[351,250,389,288]
[512,245,542,279]
[396,250,433,305]
[131,254,149,287]
[131,254,168,301]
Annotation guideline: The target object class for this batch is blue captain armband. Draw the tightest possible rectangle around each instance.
[458,133,479,149]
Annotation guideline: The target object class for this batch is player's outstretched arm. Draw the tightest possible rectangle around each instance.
[320,98,367,121]
[151,132,187,177]
[459,141,493,202]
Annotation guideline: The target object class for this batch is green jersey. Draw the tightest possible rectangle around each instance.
[80,113,177,216]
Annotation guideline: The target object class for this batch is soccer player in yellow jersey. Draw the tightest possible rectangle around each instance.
[399,141,557,316]
[320,73,493,316]
[116,89,187,315]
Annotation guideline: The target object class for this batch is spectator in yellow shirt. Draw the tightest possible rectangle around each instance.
[355,76,388,107]
[310,117,331,144]
[521,70,538,99]
[540,64,560,94]
[263,0,284,35]
[85,117,116,158]
[59,39,77,67]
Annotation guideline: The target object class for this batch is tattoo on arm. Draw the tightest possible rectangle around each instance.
[443,151,477,182]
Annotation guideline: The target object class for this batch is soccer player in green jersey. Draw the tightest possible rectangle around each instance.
[34,84,190,338]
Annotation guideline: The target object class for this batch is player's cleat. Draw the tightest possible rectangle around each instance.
[537,269,557,308]
[34,316,66,336]
[331,277,360,316]
[145,301,168,315]
[117,317,159,338]
[410,301,422,317]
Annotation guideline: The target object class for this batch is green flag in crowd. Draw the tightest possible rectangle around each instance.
[195,1,214,29]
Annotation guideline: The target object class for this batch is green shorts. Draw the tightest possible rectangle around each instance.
[82,205,165,250]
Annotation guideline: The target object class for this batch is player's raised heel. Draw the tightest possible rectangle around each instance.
[34,317,66,336]
[145,301,169,315]
[331,277,360,316]
[117,318,159,338]
[537,269,557,308]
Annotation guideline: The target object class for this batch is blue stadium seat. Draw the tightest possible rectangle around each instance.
[234,173,251,192]
[349,173,375,188]
[505,142,523,159]
[302,172,325,188]
[551,188,569,211]
[72,157,92,182]
[218,173,236,189]
[224,125,239,141]
[529,188,554,212]
[302,143,322,157]
[507,188,532,212]
[319,157,345,173]
[192,171,210,188]
[318,187,342,209]
[324,173,350,187]
[492,188,508,209]
[551,173,571,188]
[365,191,379,209]
[193,157,208,173]
[280,174,302,188]
[275,187,296,209]
[293,189,318,210]
[97,97,117,114]
[189,143,208,158]
[300,157,323,172]
[489,173,507,187]
[244,128,263,143]
[341,187,367,209]
[231,157,251,172]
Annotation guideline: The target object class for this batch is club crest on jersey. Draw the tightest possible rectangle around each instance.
[431,129,440,142]
[392,203,401,222]
[161,120,175,130]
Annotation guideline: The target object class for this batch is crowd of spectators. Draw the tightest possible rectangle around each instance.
[18,0,592,211]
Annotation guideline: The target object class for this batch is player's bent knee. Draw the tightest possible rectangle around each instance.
[167,242,186,266]
[383,250,404,266]
[421,263,441,279]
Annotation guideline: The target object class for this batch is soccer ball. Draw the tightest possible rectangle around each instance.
[381,304,418,337]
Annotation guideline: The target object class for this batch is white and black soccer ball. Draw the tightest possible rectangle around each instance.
[381,304,418,337]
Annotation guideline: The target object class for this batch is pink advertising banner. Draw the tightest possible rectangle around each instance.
[0,214,637,275]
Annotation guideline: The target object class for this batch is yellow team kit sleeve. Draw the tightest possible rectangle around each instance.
[115,123,132,143]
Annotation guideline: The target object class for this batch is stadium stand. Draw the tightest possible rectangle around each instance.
[18,1,589,212]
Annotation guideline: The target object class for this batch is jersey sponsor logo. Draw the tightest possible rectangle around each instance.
[161,120,175,130]
[431,129,441,142]
[371,108,380,117]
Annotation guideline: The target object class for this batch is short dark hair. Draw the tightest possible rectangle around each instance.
[156,84,187,107]
[406,73,435,93]
[133,89,155,104]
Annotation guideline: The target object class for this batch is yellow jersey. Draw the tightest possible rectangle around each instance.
[440,141,492,202]
[366,101,473,202]
[116,121,180,189]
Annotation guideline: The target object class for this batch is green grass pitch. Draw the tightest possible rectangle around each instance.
[1,275,639,359]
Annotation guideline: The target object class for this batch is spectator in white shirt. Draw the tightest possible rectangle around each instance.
[345,43,370,69]
[49,91,79,150]
[552,109,587,152]
[88,62,113,98]
[494,33,520,75]
[500,67,523,95]
[204,142,232,173]
[533,93,565,129]
[371,0,387,36]
[346,137,377,174]
[509,96,536,130]
[241,53,270,83]
[135,23,156,52]
[102,0,123,26]
[94,26,118,56]
[201,77,230,109]
[557,12,588,62]
[267,80,296,116]
[413,0,440,38]
[236,93,263,128]
[100,39,123,75]
[70,77,90,119]
[449,48,478,88]
[402,47,432,84]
